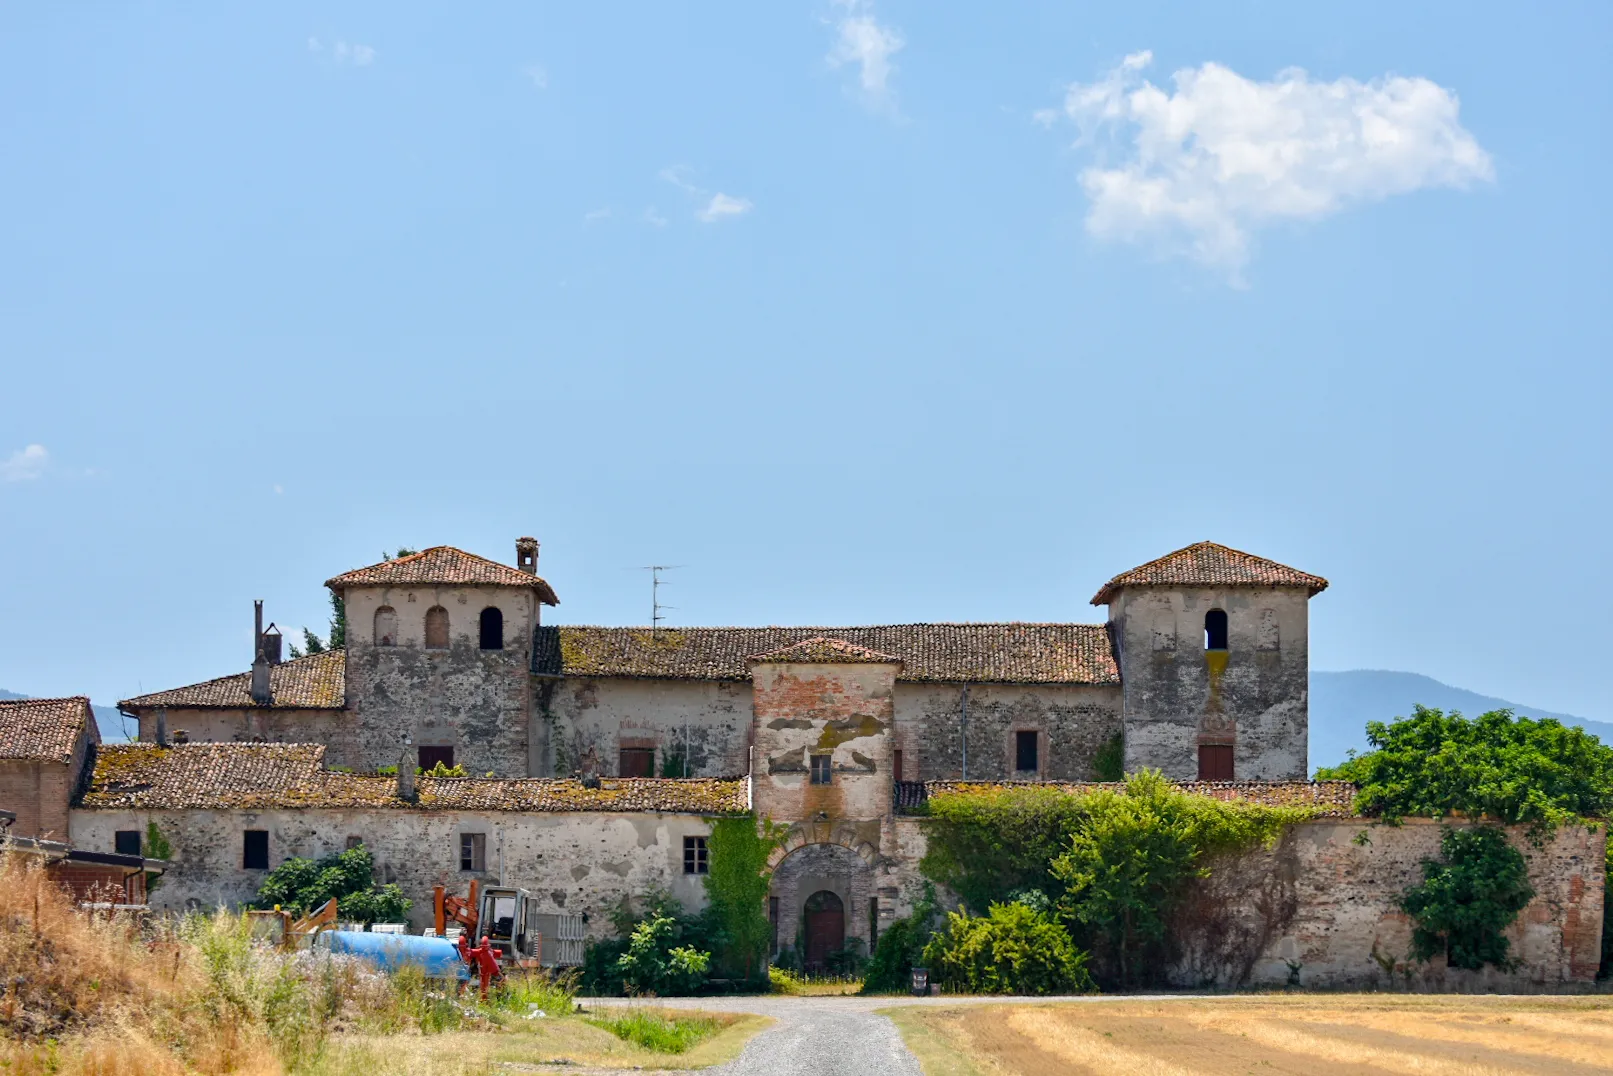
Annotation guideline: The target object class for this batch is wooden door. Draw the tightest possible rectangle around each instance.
[803,890,844,970]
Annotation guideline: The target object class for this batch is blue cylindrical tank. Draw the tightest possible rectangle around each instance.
[317,930,467,979]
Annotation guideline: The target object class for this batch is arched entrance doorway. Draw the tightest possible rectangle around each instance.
[803,891,845,970]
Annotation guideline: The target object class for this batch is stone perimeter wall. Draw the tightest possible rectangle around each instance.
[1184,818,1607,988]
[70,807,712,937]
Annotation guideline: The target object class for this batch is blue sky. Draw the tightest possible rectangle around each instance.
[1,2,1608,723]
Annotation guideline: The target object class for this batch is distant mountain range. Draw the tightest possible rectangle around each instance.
[0,689,132,742]
[1310,670,1611,774]
[4,672,1608,770]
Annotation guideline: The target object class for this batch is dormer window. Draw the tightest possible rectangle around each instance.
[1204,609,1228,651]
[479,607,504,651]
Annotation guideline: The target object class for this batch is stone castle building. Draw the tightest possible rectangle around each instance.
[4,539,1604,985]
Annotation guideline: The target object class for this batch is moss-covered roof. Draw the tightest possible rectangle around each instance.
[78,743,747,814]
[541,623,1118,685]
[1091,542,1328,605]
[119,650,346,711]
[747,637,904,666]
[912,780,1358,816]
[0,697,97,763]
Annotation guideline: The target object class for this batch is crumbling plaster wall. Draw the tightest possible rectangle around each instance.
[751,662,896,826]
[70,807,713,936]
[1110,587,1310,780]
[1173,819,1606,988]
[541,678,751,778]
[896,683,1123,782]
[135,709,350,757]
[343,585,537,777]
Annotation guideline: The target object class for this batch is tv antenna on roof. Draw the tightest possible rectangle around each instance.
[641,565,680,632]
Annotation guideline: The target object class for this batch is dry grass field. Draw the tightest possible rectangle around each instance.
[884,995,1613,1076]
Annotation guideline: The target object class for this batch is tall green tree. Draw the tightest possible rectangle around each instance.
[1316,706,1613,830]
[702,814,787,981]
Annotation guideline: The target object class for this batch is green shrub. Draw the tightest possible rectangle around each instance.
[920,901,1091,995]
[920,785,1090,913]
[585,1009,724,1053]
[250,844,409,923]
[615,914,711,996]
[1401,826,1535,972]
[1050,770,1308,988]
[1317,706,1613,831]
[862,883,939,994]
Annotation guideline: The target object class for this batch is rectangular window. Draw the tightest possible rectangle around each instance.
[460,832,486,872]
[683,835,708,875]
[892,749,904,783]
[870,896,879,951]
[345,835,364,851]
[242,829,269,870]
[1015,731,1039,773]
[810,754,832,785]
[1198,744,1235,781]
[419,746,455,772]
[619,747,655,778]
[114,830,142,856]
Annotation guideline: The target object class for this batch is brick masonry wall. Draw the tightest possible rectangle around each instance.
[0,760,72,840]
[543,678,753,779]
[898,682,1124,782]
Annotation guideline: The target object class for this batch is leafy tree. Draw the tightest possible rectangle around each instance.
[1093,732,1125,782]
[1316,706,1613,831]
[1401,826,1534,971]
[1049,770,1306,987]
[920,900,1092,995]
[919,785,1090,913]
[615,914,710,996]
[250,844,409,923]
[702,814,787,982]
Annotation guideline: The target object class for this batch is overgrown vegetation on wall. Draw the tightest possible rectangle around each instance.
[1401,826,1534,971]
[1320,705,1613,978]
[920,901,1093,995]
[911,772,1311,991]
[251,844,410,924]
[702,814,787,983]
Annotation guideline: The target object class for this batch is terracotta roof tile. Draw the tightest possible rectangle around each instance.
[79,743,747,814]
[1091,542,1328,605]
[0,697,97,763]
[119,650,346,711]
[747,637,903,666]
[914,780,1358,816]
[543,624,1118,685]
[325,546,559,605]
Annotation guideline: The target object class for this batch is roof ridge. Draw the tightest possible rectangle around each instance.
[0,695,91,705]
[550,621,1109,631]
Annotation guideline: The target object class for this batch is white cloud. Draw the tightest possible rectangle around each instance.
[827,0,904,111]
[1,444,47,482]
[308,37,376,66]
[659,168,753,223]
[583,207,612,224]
[1049,51,1493,275]
[697,193,753,223]
[643,206,668,228]
[524,64,548,89]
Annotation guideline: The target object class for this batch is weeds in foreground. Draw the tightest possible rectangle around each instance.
[584,1009,727,1053]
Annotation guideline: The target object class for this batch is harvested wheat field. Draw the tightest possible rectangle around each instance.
[884,995,1613,1076]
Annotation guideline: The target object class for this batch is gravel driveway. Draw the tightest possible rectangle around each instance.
[583,993,1163,1075]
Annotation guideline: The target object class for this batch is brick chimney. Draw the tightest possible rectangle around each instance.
[249,601,273,706]
[515,536,539,574]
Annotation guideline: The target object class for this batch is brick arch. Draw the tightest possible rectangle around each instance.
[767,823,880,872]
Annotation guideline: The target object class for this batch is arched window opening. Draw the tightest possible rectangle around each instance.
[1204,609,1229,651]
[373,606,398,647]
[479,606,504,651]
[424,606,449,650]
